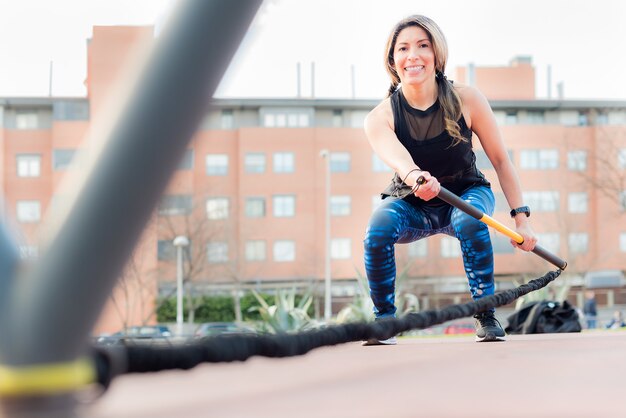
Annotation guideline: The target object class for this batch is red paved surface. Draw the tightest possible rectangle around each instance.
[88,331,626,418]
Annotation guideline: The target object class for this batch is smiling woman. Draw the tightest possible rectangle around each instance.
[362,14,539,344]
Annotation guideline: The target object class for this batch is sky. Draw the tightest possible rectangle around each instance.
[0,0,625,100]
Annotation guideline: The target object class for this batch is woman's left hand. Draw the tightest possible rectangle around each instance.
[511,223,537,252]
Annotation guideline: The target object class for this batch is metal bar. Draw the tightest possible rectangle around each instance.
[0,0,262,368]
[432,181,568,270]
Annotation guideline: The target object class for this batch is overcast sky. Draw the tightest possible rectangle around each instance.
[0,0,625,100]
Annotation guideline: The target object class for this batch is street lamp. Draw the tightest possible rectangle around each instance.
[319,149,332,321]
[173,235,189,336]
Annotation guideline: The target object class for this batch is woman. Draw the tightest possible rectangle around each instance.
[363,15,537,344]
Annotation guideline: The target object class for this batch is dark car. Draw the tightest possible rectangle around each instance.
[194,322,256,338]
[96,325,172,345]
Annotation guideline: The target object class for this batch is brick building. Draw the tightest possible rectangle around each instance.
[2,26,625,332]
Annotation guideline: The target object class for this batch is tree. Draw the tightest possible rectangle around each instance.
[108,222,158,330]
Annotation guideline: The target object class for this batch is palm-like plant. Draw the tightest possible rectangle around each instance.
[250,287,315,333]
[337,263,420,324]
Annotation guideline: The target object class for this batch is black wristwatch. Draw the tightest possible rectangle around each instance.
[510,206,531,218]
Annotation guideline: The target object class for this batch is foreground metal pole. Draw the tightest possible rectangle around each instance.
[0,0,262,412]
[173,236,189,336]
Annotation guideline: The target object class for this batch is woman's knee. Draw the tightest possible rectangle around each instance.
[451,210,487,236]
[364,224,398,251]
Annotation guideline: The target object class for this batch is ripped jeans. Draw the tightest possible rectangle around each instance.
[363,185,495,318]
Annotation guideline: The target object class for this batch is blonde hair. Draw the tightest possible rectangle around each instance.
[384,15,466,145]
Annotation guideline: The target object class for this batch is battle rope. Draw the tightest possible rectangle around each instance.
[93,269,560,389]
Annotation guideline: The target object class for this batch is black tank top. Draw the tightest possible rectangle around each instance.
[382,88,490,207]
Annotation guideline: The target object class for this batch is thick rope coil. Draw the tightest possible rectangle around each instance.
[93,269,560,389]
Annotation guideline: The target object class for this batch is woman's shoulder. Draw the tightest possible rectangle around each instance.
[367,97,393,123]
[453,83,483,104]
[453,83,491,129]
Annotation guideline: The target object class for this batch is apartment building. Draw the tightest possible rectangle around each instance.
[2,27,625,332]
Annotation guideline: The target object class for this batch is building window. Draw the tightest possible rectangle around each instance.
[493,192,508,212]
[408,240,427,257]
[526,111,545,124]
[621,191,626,211]
[350,111,368,128]
[53,100,89,121]
[330,195,351,216]
[245,153,266,173]
[16,154,41,177]
[568,192,588,214]
[475,149,513,170]
[491,234,514,254]
[330,152,351,173]
[273,152,294,173]
[441,237,461,258]
[372,153,392,172]
[18,245,39,259]
[332,110,343,127]
[245,197,266,218]
[206,197,229,220]
[273,195,295,217]
[475,150,492,170]
[273,240,295,262]
[158,195,193,216]
[520,149,558,169]
[621,233,626,252]
[177,149,194,170]
[15,111,38,129]
[567,151,587,171]
[596,113,608,125]
[523,191,559,212]
[53,149,76,170]
[505,111,518,125]
[221,109,234,129]
[245,240,266,261]
[262,109,311,127]
[619,149,626,169]
[331,238,351,260]
[537,233,560,254]
[207,242,229,263]
[568,233,589,254]
[16,200,41,223]
[206,154,228,176]
[157,240,176,261]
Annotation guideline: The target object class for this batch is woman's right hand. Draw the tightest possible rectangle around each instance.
[413,171,440,201]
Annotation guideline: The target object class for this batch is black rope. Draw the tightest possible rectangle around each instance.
[93,269,560,388]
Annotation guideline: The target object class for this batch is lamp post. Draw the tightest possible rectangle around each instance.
[319,149,332,321]
[173,235,189,336]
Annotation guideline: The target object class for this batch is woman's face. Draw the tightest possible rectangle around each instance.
[392,25,436,86]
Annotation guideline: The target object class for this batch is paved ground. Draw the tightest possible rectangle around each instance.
[87,330,626,418]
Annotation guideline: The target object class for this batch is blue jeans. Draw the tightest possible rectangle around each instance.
[363,185,495,318]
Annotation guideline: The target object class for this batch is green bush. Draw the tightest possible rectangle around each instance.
[156,292,283,323]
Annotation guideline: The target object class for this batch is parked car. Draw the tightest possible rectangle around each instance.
[443,322,475,335]
[96,325,172,345]
[194,322,256,338]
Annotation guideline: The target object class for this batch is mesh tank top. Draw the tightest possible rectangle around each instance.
[381,88,490,207]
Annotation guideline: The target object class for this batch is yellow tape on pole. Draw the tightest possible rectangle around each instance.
[0,358,95,396]
[479,214,524,244]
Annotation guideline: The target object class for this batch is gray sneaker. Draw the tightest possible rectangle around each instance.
[474,311,506,342]
[362,336,397,346]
